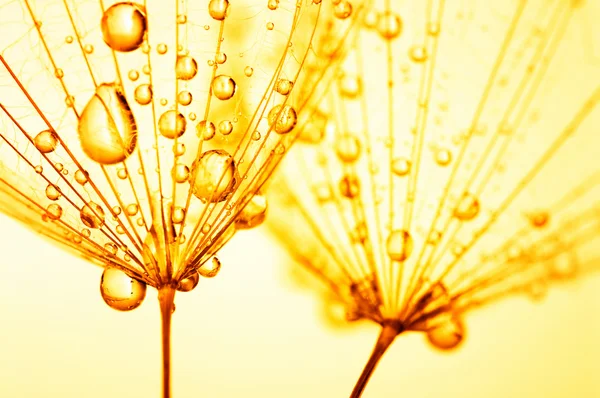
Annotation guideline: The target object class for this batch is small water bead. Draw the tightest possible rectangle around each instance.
[428,22,441,36]
[409,45,428,63]
[79,83,137,165]
[266,22,274,30]
[218,120,233,135]
[34,130,59,153]
[65,35,73,44]
[34,165,43,174]
[45,184,61,201]
[235,194,267,229]
[126,203,139,216]
[268,105,297,134]
[172,207,185,224]
[188,112,197,121]
[83,44,94,54]
[215,52,227,64]
[176,56,198,80]
[299,110,327,143]
[244,66,254,77]
[55,163,64,173]
[454,192,480,221]
[335,134,361,162]
[268,0,279,10]
[101,2,147,52]
[212,75,236,100]
[177,91,192,106]
[426,315,465,351]
[54,68,64,79]
[80,201,105,229]
[134,84,153,106]
[199,257,221,278]
[82,228,91,238]
[275,79,293,95]
[113,205,122,216]
[173,143,186,156]
[339,74,362,98]
[74,169,89,185]
[156,43,168,54]
[386,229,413,261]
[339,175,360,198]
[363,10,378,28]
[333,1,352,19]
[159,98,168,106]
[104,243,118,256]
[314,183,333,202]
[46,204,63,220]
[191,149,237,203]
[196,120,216,141]
[377,11,403,40]
[158,110,186,139]
[128,69,139,81]
[391,157,411,176]
[172,164,190,183]
[549,251,578,280]
[136,217,144,227]
[201,224,211,234]
[251,131,262,141]
[435,148,452,166]
[117,168,128,179]
[209,0,229,20]
[177,272,200,292]
[529,211,550,228]
[177,14,187,24]
[100,268,147,311]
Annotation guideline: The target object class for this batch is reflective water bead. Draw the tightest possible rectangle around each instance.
[80,201,105,229]
[34,130,59,153]
[335,134,361,163]
[191,149,237,203]
[176,56,198,80]
[339,175,360,198]
[208,0,229,20]
[391,157,411,176]
[156,43,168,54]
[244,66,254,77]
[196,120,216,141]
[386,230,413,261]
[218,120,233,135]
[158,110,187,139]
[46,203,63,220]
[78,83,137,165]
[435,148,452,166]
[177,90,192,106]
[377,11,403,40]
[172,163,190,183]
[199,257,221,278]
[212,75,236,100]
[74,169,89,185]
[276,79,293,95]
[177,272,200,292]
[268,104,297,134]
[426,315,465,350]
[409,45,428,63]
[454,192,480,221]
[235,194,267,229]
[333,1,352,19]
[134,84,153,105]
[45,184,61,201]
[101,2,147,52]
[100,268,147,311]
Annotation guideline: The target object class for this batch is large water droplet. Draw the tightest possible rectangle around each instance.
[268,105,297,134]
[199,257,221,278]
[235,194,267,229]
[335,134,361,162]
[78,83,137,164]
[386,230,413,261]
[377,11,403,40]
[191,149,237,203]
[100,267,147,311]
[276,79,293,95]
[176,56,198,80]
[177,272,200,292]
[101,2,147,52]
[134,84,152,105]
[454,192,480,221]
[34,130,59,153]
[212,75,236,100]
[208,0,229,20]
[158,110,187,139]
[80,201,105,229]
[426,315,465,350]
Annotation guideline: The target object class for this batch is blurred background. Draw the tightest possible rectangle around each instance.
[0,214,599,397]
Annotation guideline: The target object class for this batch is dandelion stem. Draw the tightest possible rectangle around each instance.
[350,324,400,398]
[159,286,176,398]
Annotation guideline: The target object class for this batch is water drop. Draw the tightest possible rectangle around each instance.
[339,75,362,98]
[377,11,403,40]
[134,84,153,105]
[386,230,413,261]
[45,184,61,201]
[78,83,137,164]
[208,0,229,20]
[34,130,59,153]
[268,105,297,134]
[191,149,237,203]
[276,79,293,95]
[172,207,185,224]
[528,211,549,228]
[199,257,221,278]
[268,0,279,10]
[156,43,168,54]
[426,315,465,351]
[177,90,192,106]
[177,272,200,292]
[212,75,236,100]
[101,2,147,52]
[100,268,147,311]
[46,203,63,220]
[333,1,352,19]
[339,175,360,198]
[158,110,186,139]
[176,56,198,80]
[74,169,89,185]
[215,52,227,64]
[335,134,361,162]
[80,201,105,229]
[266,22,274,30]
[196,120,216,141]
[172,164,190,183]
[128,69,139,81]
[218,120,233,135]
[244,66,254,77]
[235,194,267,229]
[454,193,480,221]
[409,45,428,63]
[435,148,452,166]
[392,157,411,176]
[126,203,139,216]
